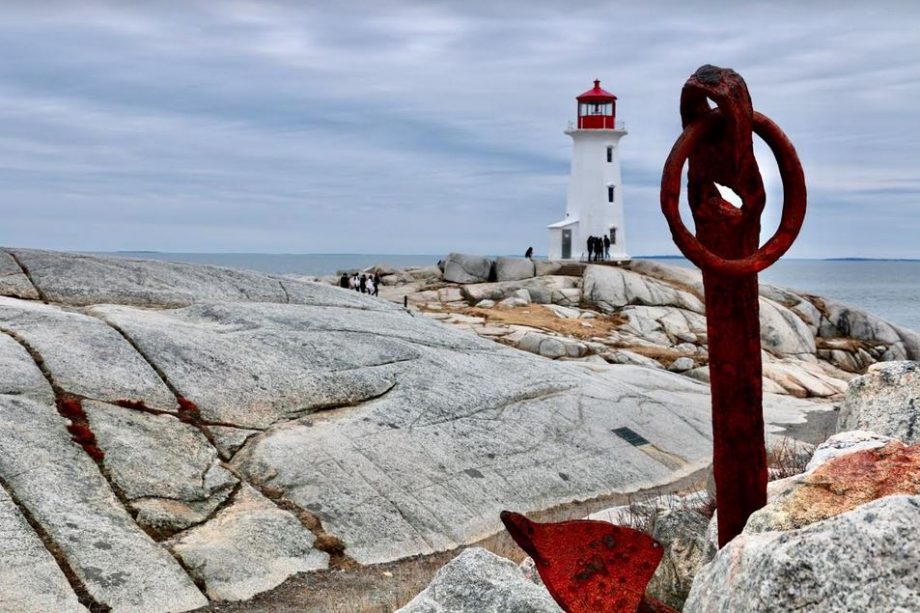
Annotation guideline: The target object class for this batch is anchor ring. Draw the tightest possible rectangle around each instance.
[660,110,806,276]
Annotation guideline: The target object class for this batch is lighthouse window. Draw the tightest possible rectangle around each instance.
[606,146,613,162]
[610,228,617,245]
[608,185,615,202]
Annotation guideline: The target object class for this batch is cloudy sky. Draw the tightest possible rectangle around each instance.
[0,1,918,257]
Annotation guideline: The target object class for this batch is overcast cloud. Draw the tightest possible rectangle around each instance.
[0,1,918,257]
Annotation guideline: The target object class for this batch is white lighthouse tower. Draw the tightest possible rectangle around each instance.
[548,79,629,261]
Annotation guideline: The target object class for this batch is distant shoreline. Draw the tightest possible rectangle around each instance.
[104,251,920,262]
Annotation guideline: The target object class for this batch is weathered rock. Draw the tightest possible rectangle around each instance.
[668,357,695,372]
[209,425,262,459]
[0,485,86,613]
[167,484,328,601]
[648,509,713,609]
[607,350,664,369]
[83,401,237,533]
[398,548,561,613]
[89,302,492,429]
[744,440,920,534]
[8,248,288,307]
[0,395,207,612]
[0,298,176,410]
[819,298,920,361]
[443,253,494,284]
[684,495,920,613]
[495,257,536,282]
[0,330,53,403]
[461,276,581,305]
[516,332,587,359]
[583,265,704,314]
[534,259,563,276]
[476,299,496,308]
[805,430,894,472]
[838,361,920,443]
[497,296,530,308]
[0,249,40,300]
[760,298,816,356]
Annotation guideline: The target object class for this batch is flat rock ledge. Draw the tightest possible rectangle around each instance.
[0,247,833,610]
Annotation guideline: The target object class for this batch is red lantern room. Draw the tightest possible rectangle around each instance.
[576,79,617,129]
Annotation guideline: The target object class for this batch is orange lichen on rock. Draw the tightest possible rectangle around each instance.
[763,441,920,531]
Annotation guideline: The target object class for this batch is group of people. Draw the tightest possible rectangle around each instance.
[586,235,611,262]
[339,271,380,296]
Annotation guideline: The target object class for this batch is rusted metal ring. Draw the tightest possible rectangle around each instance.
[660,110,806,276]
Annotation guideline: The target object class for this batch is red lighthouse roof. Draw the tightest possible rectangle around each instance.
[577,79,617,102]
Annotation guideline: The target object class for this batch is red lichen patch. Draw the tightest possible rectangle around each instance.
[55,396,105,463]
[176,396,199,423]
[114,398,153,411]
[772,441,920,530]
[501,511,678,613]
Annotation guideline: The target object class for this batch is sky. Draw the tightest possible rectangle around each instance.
[0,1,918,258]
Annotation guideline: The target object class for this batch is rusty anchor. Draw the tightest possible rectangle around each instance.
[500,65,805,612]
[660,64,806,547]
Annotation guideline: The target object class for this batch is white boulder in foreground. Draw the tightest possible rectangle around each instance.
[684,495,920,612]
[398,548,561,613]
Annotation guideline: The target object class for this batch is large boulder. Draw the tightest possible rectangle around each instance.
[461,276,581,305]
[818,298,920,361]
[398,548,561,613]
[495,257,536,282]
[648,509,713,609]
[443,253,495,284]
[838,361,920,443]
[583,265,704,314]
[684,495,920,612]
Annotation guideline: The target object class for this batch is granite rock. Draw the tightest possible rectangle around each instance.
[838,361,920,443]
[684,496,920,613]
[443,253,494,284]
[495,257,536,282]
[167,484,328,601]
[398,548,561,613]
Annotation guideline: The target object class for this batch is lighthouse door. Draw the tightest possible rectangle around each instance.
[561,229,572,259]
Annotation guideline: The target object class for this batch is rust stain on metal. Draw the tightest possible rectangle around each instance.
[500,511,678,613]
[660,64,806,546]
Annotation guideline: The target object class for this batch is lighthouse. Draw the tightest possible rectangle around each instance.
[548,79,629,261]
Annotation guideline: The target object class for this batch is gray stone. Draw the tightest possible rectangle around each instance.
[684,496,920,613]
[0,395,207,612]
[90,302,494,429]
[838,361,920,443]
[760,298,816,356]
[819,299,920,360]
[0,249,40,300]
[495,257,536,282]
[805,430,894,472]
[8,248,286,307]
[0,485,86,613]
[168,484,328,601]
[443,253,494,284]
[669,357,695,372]
[83,401,237,533]
[475,299,496,308]
[461,276,581,305]
[534,259,563,276]
[398,548,561,613]
[209,425,262,459]
[648,509,713,610]
[584,265,704,314]
[0,297,176,410]
[497,296,530,308]
[0,330,53,403]
[516,332,587,359]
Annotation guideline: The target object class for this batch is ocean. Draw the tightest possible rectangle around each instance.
[104,252,920,333]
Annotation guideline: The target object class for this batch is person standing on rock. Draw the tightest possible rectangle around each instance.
[359,274,367,294]
[339,273,349,289]
[373,272,381,296]
[604,235,611,260]
[524,246,534,259]
[586,236,594,262]
[351,273,360,291]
